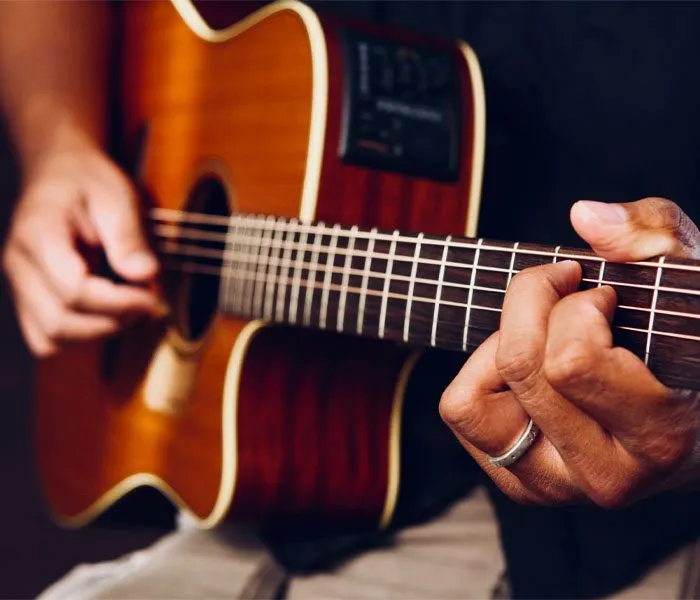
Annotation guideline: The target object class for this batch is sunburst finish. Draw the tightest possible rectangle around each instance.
[34,0,484,529]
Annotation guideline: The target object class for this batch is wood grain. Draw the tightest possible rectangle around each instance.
[34,0,481,529]
[36,0,322,525]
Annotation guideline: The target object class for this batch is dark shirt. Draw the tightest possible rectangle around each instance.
[262,2,700,598]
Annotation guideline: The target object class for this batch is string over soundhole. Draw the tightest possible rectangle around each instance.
[142,175,232,415]
[163,175,231,343]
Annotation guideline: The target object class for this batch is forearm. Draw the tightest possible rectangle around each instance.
[0,0,111,178]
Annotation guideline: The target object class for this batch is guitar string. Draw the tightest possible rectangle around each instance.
[152,213,699,273]
[159,257,700,346]
[153,233,700,304]
[147,208,700,274]
[156,241,700,322]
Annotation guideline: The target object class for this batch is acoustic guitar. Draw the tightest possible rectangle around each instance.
[35,0,700,532]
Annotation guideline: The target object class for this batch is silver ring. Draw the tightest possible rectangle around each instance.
[486,418,540,468]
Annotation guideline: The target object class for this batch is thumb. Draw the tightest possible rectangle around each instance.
[88,178,158,282]
[570,197,700,262]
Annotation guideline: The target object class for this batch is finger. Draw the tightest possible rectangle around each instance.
[11,253,121,344]
[441,333,531,455]
[14,308,57,358]
[462,437,556,506]
[440,333,577,503]
[74,276,166,317]
[544,285,689,465]
[496,260,581,403]
[87,173,158,282]
[4,248,58,357]
[17,214,92,309]
[571,197,700,261]
[496,261,616,471]
[16,215,163,317]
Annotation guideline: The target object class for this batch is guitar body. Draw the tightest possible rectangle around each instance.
[35,0,485,529]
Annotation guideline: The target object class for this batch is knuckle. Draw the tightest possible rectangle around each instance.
[586,472,635,510]
[42,310,66,341]
[496,343,541,385]
[642,430,691,472]
[32,340,57,358]
[439,385,485,436]
[648,197,683,233]
[438,387,462,426]
[544,339,596,390]
[10,222,36,253]
[59,278,85,309]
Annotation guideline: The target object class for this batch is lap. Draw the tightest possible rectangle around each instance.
[37,487,692,600]
[37,526,274,599]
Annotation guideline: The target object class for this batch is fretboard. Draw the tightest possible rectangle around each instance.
[155,210,700,392]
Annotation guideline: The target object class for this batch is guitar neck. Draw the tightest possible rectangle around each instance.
[155,209,700,392]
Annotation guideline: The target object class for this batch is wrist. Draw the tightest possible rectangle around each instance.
[12,97,105,183]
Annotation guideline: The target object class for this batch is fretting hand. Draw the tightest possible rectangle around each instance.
[439,197,700,507]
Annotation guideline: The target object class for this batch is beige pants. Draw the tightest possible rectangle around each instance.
[37,488,691,600]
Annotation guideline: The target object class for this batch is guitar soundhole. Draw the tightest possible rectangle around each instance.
[175,176,230,342]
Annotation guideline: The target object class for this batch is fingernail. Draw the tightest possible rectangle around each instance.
[576,201,628,224]
[125,252,157,275]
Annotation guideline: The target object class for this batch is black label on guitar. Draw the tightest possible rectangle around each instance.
[338,28,462,182]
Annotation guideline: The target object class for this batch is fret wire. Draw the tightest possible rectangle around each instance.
[230,219,244,312]
[378,230,399,339]
[320,224,340,330]
[507,241,519,289]
[152,210,700,274]
[288,228,308,325]
[645,256,665,365]
[220,221,232,311]
[275,218,296,323]
[263,219,285,321]
[228,254,700,319]
[226,267,510,344]
[173,238,700,299]
[248,217,266,315]
[232,217,253,313]
[244,217,264,316]
[223,247,700,321]
[172,257,700,347]
[232,266,502,311]
[252,215,275,318]
[337,225,358,334]
[235,216,250,315]
[221,216,238,312]
[403,233,423,343]
[553,245,561,263]
[356,227,378,335]
[221,264,700,344]
[303,222,325,327]
[597,259,606,288]
[463,238,483,352]
[219,246,700,321]
[431,235,452,347]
